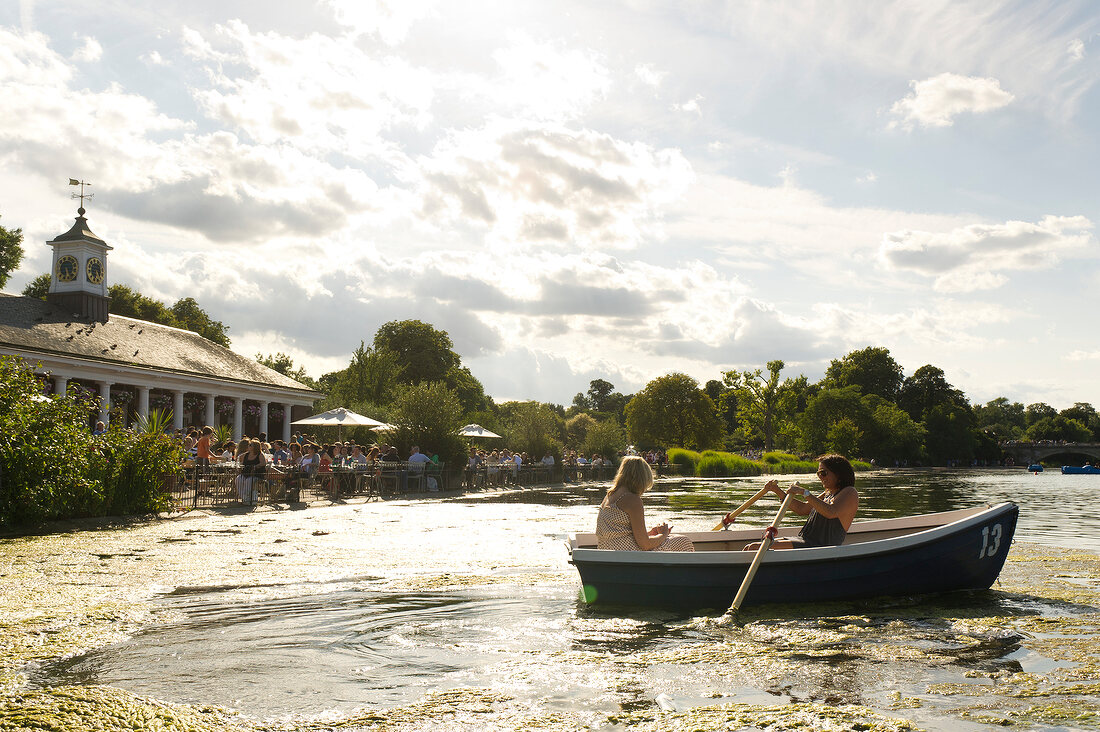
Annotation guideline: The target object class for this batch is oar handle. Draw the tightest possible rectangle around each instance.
[712,484,772,530]
[726,491,796,614]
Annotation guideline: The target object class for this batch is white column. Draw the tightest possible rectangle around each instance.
[172,390,185,431]
[283,403,293,442]
[53,374,69,395]
[233,397,244,440]
[205,394,216,427]
[259,401,269,438]
[97,381,113,425]
[137,386,150,421]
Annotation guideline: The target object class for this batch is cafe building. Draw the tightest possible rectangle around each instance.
[0,205,320,440]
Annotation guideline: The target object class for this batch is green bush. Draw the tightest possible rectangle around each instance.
[666,448,700,475]
[0,356,181,526]
[696,450,765,477]
[666,445,875,478]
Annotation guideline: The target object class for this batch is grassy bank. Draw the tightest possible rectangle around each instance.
[667,449,873,478]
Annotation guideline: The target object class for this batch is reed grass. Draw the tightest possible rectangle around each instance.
[666,448,875,478]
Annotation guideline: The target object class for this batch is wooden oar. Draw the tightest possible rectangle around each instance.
[724,490,797,616]
[712,484,772,530]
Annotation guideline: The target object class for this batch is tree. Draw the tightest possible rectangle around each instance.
[256,353,316,388]
[924,402,977,464]
[22,273,50,300]
[582,418,627,458]
[862,398,925,463]
[1025,402,1057,427]
[1026,415,1092,443]
[827,347,902,400]
[897,365,968,422]
[975,397,1026,441]
[107,284,177,324]
[586,379,615,412]
[328,342,404,407]
[798,386,869,457]
[722,359,795,451]
[826,418,863,458]
[373,320,459,385]
[624,373,722,450]
[824,346,905,401]
[386,381,465,466]
[0,217,24,290]
[1060,403,1099,439]
[500,401,565,458]
[171,297,230,347]
[444,365,490,413]
[565,413,597,447]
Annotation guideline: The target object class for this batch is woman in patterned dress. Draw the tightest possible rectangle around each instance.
[596,456,693,552]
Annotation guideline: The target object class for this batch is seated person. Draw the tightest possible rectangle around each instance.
[744,454,859,550]
[596,456,693,552]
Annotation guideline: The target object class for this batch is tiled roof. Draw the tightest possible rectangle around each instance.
[0,293,318,394]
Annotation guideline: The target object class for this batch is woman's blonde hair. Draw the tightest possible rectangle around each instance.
[611,455,654,495]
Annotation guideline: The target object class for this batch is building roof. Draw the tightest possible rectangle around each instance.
[0,293,318,395]
[47,212,111,248]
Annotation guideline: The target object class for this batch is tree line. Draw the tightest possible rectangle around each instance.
[623,347,1100,465]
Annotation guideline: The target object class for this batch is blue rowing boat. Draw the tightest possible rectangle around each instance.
[1061,465,1100,474]
[568,503,1018,609]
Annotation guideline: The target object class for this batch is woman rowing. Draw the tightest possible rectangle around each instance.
[744,453,859,550]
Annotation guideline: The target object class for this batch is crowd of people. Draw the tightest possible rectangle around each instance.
[173,426,443,503]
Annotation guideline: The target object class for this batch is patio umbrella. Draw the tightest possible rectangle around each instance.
[292,407,387,441]
[457,423,502,439]
[369,423,397,432]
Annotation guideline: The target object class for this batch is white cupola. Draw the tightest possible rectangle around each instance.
[46,204,112,323]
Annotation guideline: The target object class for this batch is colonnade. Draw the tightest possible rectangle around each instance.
[49,374,297,442]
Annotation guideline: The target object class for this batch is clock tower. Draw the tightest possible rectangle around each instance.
[46,205,112,323]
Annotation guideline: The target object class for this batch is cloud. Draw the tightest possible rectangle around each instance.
[490,33,611,122]
[879,215,1094,292]
[1067,38,1086,61]
[417,119,693,251]
[673,94,703,115]
[889,73,1014,129]
[1067,350,1100,361]
[321,0,436,45]
[71,36,102,63]
[634,63,665,88]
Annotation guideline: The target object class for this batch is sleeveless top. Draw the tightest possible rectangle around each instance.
[596,493,694,552]
[798,489,850,547]
[241,453,265,479]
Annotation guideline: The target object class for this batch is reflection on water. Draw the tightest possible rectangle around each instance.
[23,469,1100,730]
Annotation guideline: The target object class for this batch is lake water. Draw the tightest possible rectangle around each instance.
[23,469,1100,730]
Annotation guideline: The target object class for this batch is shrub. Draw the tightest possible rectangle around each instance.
[0,356,181,526]
[762,451,799,465]
[667,448,700,475]
[696,450,765,477]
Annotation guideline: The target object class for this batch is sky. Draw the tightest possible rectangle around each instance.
[2,0,1099,409]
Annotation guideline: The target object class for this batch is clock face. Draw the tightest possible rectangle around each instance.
[56,255,78,283]
[86,257,104,284]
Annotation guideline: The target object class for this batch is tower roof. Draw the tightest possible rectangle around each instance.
[47,208,112,249]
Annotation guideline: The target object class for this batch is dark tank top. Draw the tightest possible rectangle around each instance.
[798,490,849,547]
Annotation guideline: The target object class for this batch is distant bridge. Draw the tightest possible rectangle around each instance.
[1000,442,1100,464]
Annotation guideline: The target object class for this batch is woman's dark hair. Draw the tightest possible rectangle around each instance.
[817,454,855,488]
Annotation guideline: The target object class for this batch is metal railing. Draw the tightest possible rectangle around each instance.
[164,460,683,509]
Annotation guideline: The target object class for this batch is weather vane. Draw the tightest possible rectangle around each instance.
[68,178,93,213]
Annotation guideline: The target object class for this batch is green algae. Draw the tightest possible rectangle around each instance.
[0,685,250,732]
[605,701,919,732]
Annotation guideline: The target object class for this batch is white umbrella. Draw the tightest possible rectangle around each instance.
[369,422,397,431]
[457,423,502,439]
[292,407,387,440]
